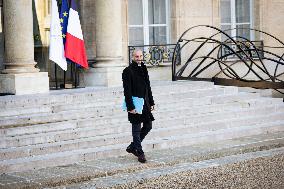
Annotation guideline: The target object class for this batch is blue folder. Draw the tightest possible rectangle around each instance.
[122,96,144,114]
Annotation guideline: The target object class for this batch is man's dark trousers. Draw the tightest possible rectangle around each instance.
[130,121,152,154]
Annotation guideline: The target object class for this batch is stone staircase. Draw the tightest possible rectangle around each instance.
[0,80,283,174]
[1,132,284,189]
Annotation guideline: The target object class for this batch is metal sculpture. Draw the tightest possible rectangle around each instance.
[172,25,284,93]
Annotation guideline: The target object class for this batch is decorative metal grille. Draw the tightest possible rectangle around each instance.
[128,44,180,66]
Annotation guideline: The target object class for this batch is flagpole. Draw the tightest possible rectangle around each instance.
[71,61,73,83]
[64,70,66,88]
[55,64,58,89]
[74,64,77,88]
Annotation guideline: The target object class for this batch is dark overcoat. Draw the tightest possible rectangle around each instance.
[122,61,155,124]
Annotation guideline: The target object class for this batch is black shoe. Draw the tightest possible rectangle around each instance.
[138,154,146,163]
[126,146,139,157]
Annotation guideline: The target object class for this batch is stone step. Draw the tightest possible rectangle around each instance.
[0,91,261,128]
[1,132,283,188]
[52,88,224,112]
[1,111,284,160]
[1,103,282,148]
[0,86,226,118]
[0,84,240,119]
[1,108,283,152]
[1,96,277,136]
[0,81,215,109]
[0,121,283,174]
[0,86,222,112]
[0,80,282,179]
[149,121,284,150]
[0,89,215,117]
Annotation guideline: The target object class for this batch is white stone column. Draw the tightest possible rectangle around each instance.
[0,0,49,95]
[83,0,126,87]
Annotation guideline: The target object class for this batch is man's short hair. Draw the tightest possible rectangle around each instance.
[132,49,143,58]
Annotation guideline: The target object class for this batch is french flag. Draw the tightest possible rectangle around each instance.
[65,0,88,68]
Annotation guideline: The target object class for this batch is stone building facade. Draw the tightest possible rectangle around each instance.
[0,0,283,95]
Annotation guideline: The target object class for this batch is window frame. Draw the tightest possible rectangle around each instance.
[128,0,170,46]
[220,0,254,41]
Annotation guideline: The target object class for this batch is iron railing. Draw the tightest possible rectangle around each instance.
[128,44,180,66]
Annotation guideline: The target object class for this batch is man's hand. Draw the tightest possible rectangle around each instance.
[151,106,155,111]
[129,109,137,114]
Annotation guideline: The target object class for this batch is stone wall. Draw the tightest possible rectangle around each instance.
[261,0,284,49]
[261,0,284,81]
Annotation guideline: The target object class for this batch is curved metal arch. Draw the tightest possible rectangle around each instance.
[178,36,265,80]
[174,27,264,78]
[172,25,284,92]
